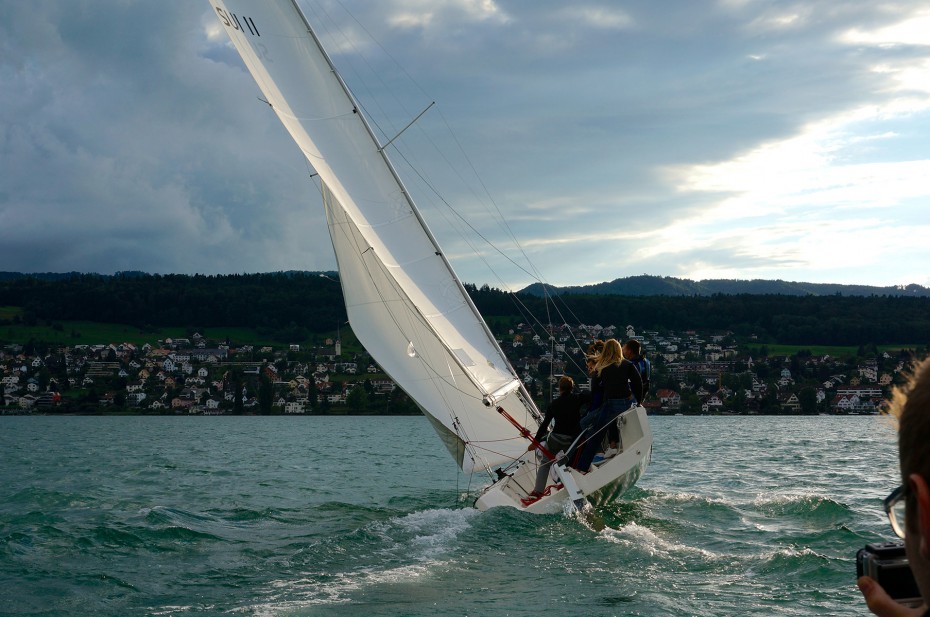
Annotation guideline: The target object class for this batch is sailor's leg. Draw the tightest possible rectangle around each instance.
[533,459,551,494]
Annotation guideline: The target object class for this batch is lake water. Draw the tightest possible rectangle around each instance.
[0,415,901,616]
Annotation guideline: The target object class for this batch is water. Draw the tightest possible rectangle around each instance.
[0,415,901,616]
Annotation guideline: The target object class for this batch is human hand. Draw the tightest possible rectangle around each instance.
[858,576,926,616]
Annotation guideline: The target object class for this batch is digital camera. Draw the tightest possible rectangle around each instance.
[856,541,921,607]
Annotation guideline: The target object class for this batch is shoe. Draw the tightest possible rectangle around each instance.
[602,447,619,458]
[520,491,543,507]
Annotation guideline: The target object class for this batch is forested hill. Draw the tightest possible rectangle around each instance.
[520,275,930,297]
[0,271,345,343]
[2,272,930,347]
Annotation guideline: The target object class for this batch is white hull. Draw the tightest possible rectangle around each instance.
[474,406,652,513]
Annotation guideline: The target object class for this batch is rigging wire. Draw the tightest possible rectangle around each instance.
[304,1,593,352]
[306,4,543,287]
[303,0,545,431]
[312,170,537,479]
[378,100,599,379]
[317,177,542,478]
[302,2,577,370]
[302,1,408,145]
[299,0,598,463]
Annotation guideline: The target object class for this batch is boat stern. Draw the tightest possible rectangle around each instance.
[474,406,653,514]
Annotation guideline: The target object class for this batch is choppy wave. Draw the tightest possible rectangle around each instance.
[234,506,479,615]
[1,415,903,616]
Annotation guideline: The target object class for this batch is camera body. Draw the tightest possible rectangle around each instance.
[857,541,921,607]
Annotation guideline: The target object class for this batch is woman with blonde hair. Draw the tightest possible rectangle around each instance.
[574,338,643,472]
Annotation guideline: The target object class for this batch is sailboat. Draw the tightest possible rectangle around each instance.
[208,0,652,514]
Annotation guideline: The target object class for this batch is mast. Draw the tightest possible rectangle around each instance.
[285,1,534,413]
[210,0,541,472]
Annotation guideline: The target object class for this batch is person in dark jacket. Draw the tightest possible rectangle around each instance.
[574,338,643,473]
[525,376,589,501]
[623,339,651,401]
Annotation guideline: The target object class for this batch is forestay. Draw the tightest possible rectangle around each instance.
[210,0,540,473]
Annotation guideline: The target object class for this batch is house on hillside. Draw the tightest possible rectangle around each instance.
[780,393,801,413]
[655,389,681,410]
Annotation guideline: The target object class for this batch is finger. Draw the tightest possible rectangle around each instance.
[857,576,923,617]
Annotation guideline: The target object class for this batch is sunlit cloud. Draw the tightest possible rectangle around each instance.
[654,7,930,284]
[842,11,930,47]
[747,10,806,32]
[387,0,509,29]
[563,6,634,30]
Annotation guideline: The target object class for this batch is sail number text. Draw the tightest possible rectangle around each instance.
[214,8,260,37]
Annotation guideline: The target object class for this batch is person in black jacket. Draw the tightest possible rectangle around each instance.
[574,338,643,473]
[524,376,589,501]
[623,339,651,401]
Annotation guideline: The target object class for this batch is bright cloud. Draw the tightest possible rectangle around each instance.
[842,10,930,47]
[654,8,930,285]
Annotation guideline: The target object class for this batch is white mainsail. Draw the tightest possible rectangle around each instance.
[210,0,540,473]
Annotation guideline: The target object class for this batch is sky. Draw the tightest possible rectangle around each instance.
[1,1,929,290]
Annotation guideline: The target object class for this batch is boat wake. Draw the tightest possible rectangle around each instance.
[238,506,479,614]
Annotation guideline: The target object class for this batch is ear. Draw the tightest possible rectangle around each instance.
[910,473,930,560]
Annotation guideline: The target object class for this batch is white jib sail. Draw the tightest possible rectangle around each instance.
[209,0,540,473]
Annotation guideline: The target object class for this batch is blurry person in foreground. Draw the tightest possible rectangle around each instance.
[859,357,930,616]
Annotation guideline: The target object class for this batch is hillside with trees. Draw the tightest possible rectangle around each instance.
[3,272,930,416]
[521,274,930,298]
[2,272,930,347]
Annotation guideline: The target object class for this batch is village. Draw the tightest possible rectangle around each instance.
[0,323,907,416]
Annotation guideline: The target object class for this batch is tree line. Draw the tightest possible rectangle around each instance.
[2,273,929,347]
[0,272,345,343]
[469,284,930,346]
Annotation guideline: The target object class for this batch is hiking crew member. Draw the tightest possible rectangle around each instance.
[623,339,651,401]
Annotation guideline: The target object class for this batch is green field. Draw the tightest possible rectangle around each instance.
[0,314,284,349]
[0,306,22,321]
[0,306,360,350]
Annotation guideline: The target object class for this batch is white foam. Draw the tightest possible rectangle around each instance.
[644,490,730,507]
[646,488,830,510]
[599,520,726,561]
[240,561,446,615]
[385,507,479,560]
[149,605,212,615]
[238,507,478,614]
